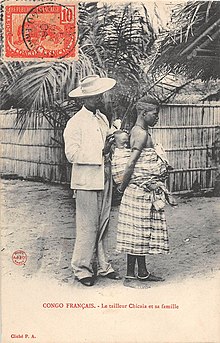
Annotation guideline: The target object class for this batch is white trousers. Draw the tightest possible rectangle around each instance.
[71,175,114,279]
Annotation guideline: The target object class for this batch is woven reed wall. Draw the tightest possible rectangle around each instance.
[1,105,220,192]
[0,110,70,183]
[151,103,220,192]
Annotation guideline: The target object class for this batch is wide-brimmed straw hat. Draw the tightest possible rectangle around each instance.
[69,74,116,98]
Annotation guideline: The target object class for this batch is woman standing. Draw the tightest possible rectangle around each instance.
[114,95,176,283]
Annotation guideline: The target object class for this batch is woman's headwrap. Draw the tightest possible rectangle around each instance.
[136,95,159,112]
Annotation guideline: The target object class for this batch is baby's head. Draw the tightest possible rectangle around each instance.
[114,130,129,149]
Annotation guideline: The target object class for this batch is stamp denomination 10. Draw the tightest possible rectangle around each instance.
[3,1,78,60]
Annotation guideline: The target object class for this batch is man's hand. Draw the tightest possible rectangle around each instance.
[113,185,124,205]
[103,134,115,155]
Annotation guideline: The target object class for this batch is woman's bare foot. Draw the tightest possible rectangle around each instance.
[137,272,165,282]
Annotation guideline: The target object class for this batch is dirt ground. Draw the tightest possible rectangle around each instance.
[1,178,220,288]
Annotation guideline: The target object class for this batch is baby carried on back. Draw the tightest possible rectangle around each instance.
[111,130,177,210]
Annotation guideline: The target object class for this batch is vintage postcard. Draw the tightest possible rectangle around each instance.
[1,1,220,342]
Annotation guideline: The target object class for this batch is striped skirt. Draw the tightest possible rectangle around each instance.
[117,184,169,255]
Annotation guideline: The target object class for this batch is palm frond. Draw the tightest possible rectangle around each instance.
[8,55,95,128]
[152,1,220,80]
[1,2,159,129]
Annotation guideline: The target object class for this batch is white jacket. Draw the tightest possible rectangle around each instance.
[63,106,109,190]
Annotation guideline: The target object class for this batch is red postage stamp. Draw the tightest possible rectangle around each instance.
[12,250,27,266]
[3,1,78,60]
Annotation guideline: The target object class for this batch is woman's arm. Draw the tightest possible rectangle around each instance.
[117,128,148,193]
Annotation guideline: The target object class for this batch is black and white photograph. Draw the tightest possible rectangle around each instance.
[1,1,220,342]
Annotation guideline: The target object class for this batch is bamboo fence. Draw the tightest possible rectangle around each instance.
[0,110,71,183]
[1,104,220,192]
[151,103,220,192]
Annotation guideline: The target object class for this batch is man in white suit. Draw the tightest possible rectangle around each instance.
[64,75,120,286]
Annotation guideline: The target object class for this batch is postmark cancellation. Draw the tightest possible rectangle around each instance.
[2,0,78,60]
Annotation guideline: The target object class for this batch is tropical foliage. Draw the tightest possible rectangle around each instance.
[152,1,220,80]
[0,2,157,130]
